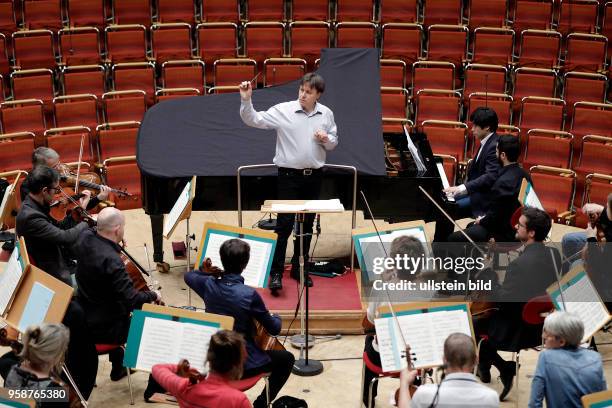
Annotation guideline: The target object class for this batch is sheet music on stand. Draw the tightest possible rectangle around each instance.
[547,264,611,343]
[374,303,474,371]
[519,179,544,211]
[0,238,28,317]
[0,173,20,230]
[403,126,427,176]
[163,176,196,239]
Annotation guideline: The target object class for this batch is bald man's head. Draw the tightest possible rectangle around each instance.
[96,207,125,243]
[443,333,477,371]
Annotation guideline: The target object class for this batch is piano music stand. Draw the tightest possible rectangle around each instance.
[262,199,344,376]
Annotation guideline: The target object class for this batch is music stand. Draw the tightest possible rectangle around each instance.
[261,199,344,376]
[0,171,23,242]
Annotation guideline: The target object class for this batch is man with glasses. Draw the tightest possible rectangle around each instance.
[16,165,91,286]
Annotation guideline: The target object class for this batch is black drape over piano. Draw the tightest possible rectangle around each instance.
[137,48,444,262]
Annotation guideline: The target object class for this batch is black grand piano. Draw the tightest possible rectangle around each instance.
[137,49,444,263]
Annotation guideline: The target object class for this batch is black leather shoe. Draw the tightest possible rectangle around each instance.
[499,361,516,401]
[477,365,491,383]
[269,274,282,292]
[110,366,127,381]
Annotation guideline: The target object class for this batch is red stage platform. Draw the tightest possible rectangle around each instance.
[257,269,365,334]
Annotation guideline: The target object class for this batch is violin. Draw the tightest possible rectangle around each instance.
[176,359,205,385]
[120,246,164,304]
[199,258,286,352]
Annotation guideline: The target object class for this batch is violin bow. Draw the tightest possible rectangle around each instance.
[73,131,86,196]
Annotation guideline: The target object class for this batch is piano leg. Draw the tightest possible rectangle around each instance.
[150,214,165,263]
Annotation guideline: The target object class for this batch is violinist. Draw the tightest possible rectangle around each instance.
[398,333,499,408]
[16,166,90,286]
[22,147,111,208]
[476,207,560,401]
[179,238,295,408]
[73,207,161,382]
[151,330,252,408]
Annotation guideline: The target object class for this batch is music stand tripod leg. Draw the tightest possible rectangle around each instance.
[291,213,323,376]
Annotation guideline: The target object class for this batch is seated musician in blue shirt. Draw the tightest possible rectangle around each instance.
[184,239,295,408]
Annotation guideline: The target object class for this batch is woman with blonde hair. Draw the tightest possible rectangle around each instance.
[4,323,70,407]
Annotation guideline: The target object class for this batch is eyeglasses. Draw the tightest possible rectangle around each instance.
[46,186,62,194]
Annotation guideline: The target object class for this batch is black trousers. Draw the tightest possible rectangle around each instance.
[242,349,296,408]
[363,334,381,407]
[433,200,475,243]
[271,168,322,279]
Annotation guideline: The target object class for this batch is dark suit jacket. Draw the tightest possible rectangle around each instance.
[15,195,87,285]
[75,228,157,344]
[479,163,531,242]
[466,133,501,215]
[489,242,561,351]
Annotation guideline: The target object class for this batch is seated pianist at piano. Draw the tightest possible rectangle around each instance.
[433,107,501,243]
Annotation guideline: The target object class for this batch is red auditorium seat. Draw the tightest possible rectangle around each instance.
[463,64,507,103]
[12,30,56,70]
[517,30,561,69]
[288,21,330,69]
[471,27,514,66]
[529,165,576,221]
[151,23,193,63]
[0,73,5,102]
[0,99,46,140]
[155,87,200,102]
[335,22,377,48]
[0,33,9,76]
[581,173,612,213]
[523,129,573,169]
[102,90,147,123]
[422,0,462,26]
[562,72,606,117]
[292,0,329,21]
[61,65,106,99]
[435,154,458,186]
[518,96,565,148]
[380,59,406,88]
[467,93,513,127]
[244,22,285,67]
[111,0,151,26]
[497,124,521,138]
[11,69,55,108]
[0,132,36,173]
[23,0,62,30]
[570,102,612,141]
[44,126,95,164]
[102,156,142,210]
[564,33,607,73]
[96,121,139,162]
[412,61,455,95]
[201,0,240,23]
[161,60,206,93]
[512,0,554,34]
[112,62,156,106]
[263,58,306,87]
[0,1,18,36]
[213,58,257,88]
[59,27,102,66]
[157,0,196,24]
[335,0,374,22]
[512,67,557,110]
[105,24,148,63]
[576,135,612,178]
[604,3,612,62]
[427,25,468,66]
[379,0,418,24]
[53,94,99,130]
[381,24,422,77]
[422,120,468,162]
[67,0,106,27]
[414,89,461,125]
[467,0,507,29]
[196,22,238,77]
[380,87,409,133]
[247,0,285,22]
[557,0,598,36]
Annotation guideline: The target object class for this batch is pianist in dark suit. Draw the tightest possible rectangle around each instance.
[433,107,501,242]
[447,134,531,244]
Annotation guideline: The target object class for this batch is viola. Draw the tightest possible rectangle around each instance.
[176,359,205,385]
[120,248,163,304]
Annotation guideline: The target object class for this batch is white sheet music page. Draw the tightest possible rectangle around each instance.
[136,317,182,371]
[163,180,192,238]
[176,322,218,373]
[0,246,24,316]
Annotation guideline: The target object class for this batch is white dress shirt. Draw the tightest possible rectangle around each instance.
[411,373,499,408]
[240,99,338,169]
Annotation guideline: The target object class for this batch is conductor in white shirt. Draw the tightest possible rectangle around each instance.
[239,73,338,294]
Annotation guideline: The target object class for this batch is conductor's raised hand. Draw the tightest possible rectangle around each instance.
[239,81,252,101]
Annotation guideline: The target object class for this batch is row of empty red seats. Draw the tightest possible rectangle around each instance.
[3,0,612,32]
